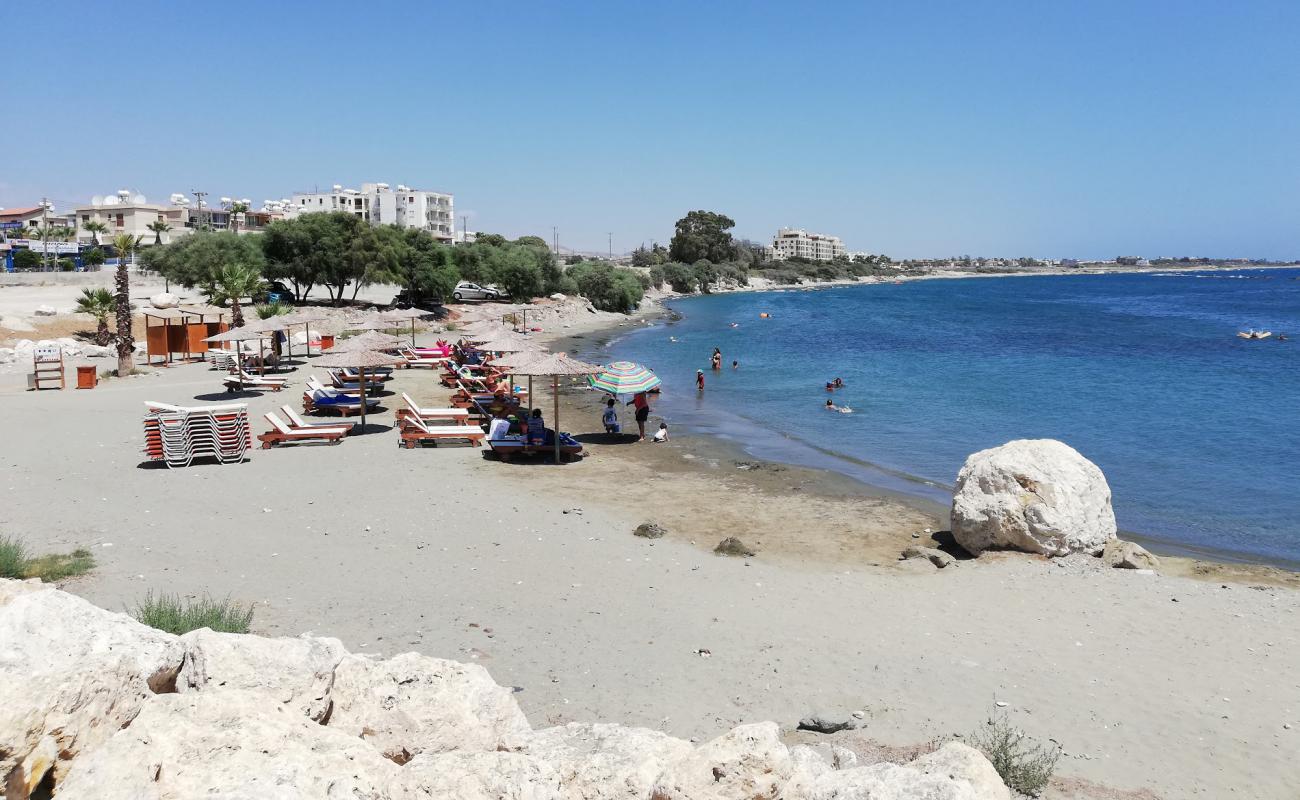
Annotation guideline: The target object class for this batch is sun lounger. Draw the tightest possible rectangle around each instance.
[307,375,361,396]
[488,430,584,462]
[302,387,379,416]
[341,366,392,381]
[397,346,449,369]
[257,412,349,448]
[224,370,288,392]
[396,393,472,424]
[281,405,357,431]
[397,414,486,448]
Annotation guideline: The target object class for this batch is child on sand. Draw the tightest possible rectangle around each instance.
[602,398,620,434]
[652,423,669,442]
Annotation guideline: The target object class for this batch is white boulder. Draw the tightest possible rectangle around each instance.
[0,348,14,365]
[33,305,56,316]
[951,439,1116,557]
[911,742,1012,800]
[80,344,113,358]
[55,690,398,800]
[650,722,796,800]
[506,722,693,799]
[177,628,347,721]
[149,292,179,309]
[327,652,531,763]
[0,580,185,795]
[1102,539,1160,570]
[0,315,36,332]
[393,751,562,799]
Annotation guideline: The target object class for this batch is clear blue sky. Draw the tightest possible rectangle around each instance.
[5,1,1298,259]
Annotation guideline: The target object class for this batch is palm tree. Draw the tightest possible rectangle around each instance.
[83,220,109,246]
[111,233,143,376]
[211,264,264,328]
[226,201,250,234]
[75,288,116,345]
[146,220,171,245]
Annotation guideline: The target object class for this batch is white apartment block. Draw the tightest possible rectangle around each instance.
[769,228,846,261]
[291,182,454,241]
[73,191,178,244]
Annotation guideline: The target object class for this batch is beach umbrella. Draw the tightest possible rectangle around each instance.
[473,332,534,353]
[203,327,272,388]
[278,308,329,358]
[328,330,404,351]
[486,344,548,404]
[381,307,440,346]
[509,352,603,462]
[589,361,661,398]
[343,317,398,333]
[311,348,398,430]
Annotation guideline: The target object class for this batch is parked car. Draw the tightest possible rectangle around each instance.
[255,280,294,304]
[393,288,445,310]
[452,281,503,302]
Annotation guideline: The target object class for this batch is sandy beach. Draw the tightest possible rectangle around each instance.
[1,287,1298,799]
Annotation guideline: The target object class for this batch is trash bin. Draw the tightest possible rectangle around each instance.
[76,365,98,389]
[319,334,335,351]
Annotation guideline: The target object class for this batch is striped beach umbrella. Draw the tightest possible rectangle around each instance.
[589,361,661,396]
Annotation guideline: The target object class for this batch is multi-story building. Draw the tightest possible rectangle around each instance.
[290,182,454,241]
[73,191,177,244]
[768,228,846,262]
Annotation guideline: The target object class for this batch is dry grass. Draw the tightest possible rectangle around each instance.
[0,535,96,581]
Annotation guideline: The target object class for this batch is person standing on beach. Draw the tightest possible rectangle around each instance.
[631,391,651,440]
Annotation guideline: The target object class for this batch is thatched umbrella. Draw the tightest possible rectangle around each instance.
[329,330,404,352]
[509,352,603,462]
[381,307,440,346]
[310,348,398,430]
[490,345,548,407]
[278,308,329,358]
[203,327,272,388]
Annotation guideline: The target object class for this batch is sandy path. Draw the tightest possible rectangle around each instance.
[1,326,1297,799]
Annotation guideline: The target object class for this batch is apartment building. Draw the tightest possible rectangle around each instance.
[73,192,176,244]
[291,182,455,241]
[768,228,847,261]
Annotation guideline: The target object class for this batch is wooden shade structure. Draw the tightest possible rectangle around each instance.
[277,309,329,358]
[310,348,398,430]
[508,353,602,462]
[203,327,272,389]
[141,305,228,367]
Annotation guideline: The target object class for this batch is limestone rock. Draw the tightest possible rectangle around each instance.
[149,292,179,309]
[1103,539,1160,570]
[505,722,692,799]
[798,713,858,734]
[55,690,397,800]
[0,348,14,364]
[901,545,956,568]
[79,344,113,358]
[393,751,562,799]
[951,439,1117,557]
[912,742,1012,800]
[0,580,185,795]
[33,305,56,316]
[714,537,756,557]
[634,522,667,539]
[650,722,795,800]
[805,760,985,799]
[0,315,36,332]
[178,628,347,721]
[327,652,530,763]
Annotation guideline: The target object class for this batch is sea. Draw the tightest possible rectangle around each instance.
[603,269,1300,566]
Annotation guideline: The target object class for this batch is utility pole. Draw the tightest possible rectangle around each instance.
[192,190,208,231]
[552,226,558,258]
[40,198,50,271]
[608,232,613,260]
[461,215,467,243]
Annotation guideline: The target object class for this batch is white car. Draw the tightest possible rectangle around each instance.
[452,282,502,301]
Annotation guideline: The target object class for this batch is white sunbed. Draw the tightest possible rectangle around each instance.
[281,405,357,430]
[400,393,470,421]
[257,412,350,448]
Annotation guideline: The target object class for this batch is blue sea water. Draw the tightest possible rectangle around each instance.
[605,269,1300,565]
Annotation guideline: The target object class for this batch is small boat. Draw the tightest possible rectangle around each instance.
[1237,330,1272,340]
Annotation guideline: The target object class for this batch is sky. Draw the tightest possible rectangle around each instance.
[5,0,1298,260]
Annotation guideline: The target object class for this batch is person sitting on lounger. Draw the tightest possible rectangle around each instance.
[526,408,546,447]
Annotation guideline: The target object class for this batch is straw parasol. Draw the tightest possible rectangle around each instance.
[277,308,330,358]
[203,327,273,387]
[484,344,548,406]
[509,353,603,462]
[343,317,399,332]
[310,348,398,430]
[473,332,534,353]
[329,330,404,351]
[381,307,441,346]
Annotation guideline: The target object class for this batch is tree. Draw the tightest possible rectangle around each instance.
[226,201,250,234]
[12,250,41,271]
[82,221,109,246]
[474,233,507,247]
[210,264,265,328]
[260,212,370,304]
[147,220,171,245]
[493,248,545,300]
[513,235,549,249]
[83,247,106,270]
[111,233,143,376]
[75,288,115,345]
[564,261,644,313]
[669,211,736,264]
[142,231,265,298]
[660,262,698,293]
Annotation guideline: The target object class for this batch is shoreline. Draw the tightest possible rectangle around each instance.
[563,284,1300,580]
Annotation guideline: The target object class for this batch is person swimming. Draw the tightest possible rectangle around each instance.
[825,399,853,413]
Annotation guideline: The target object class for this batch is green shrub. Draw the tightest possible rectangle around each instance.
[660,262,697,293]
[968,709,1061,797]
[24,548,96,581]
[648,265,665,290]
[564,261,643,313]
[0,536,27,578]
[133,592,254,635]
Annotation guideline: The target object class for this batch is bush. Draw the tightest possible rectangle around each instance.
[648,265,665,290]
[0,535,95,581]
[660,262,697,293]
[133,592,255,635]
[58,257,76,272]
[968,709,1060,797]
[0,536,27,578]
[564,261,643,313]
[12,249,41,271]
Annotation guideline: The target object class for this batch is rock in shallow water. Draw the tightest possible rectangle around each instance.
[951,439,1117,557]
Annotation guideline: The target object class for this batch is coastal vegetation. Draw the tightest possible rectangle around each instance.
[74,287,115,345]
[0,534,96,582]
[132,591,254,635]
[968,708,1061,796]
[111,233,142,377]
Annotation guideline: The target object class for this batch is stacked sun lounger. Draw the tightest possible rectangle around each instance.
[206,349,239,371]
[142,401,251,468]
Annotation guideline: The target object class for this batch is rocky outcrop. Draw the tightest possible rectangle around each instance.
[634,522,667,539]
[901,545,956,569]
[32,305,56,316]
[714,537,756,557]
[328,651,531,763]
[2,580,1011,800]
[951,439,1117,557]
[177,628,347,721]
[1102,539,1160,570]
[149,292,179,309]
[0,580,185,797]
